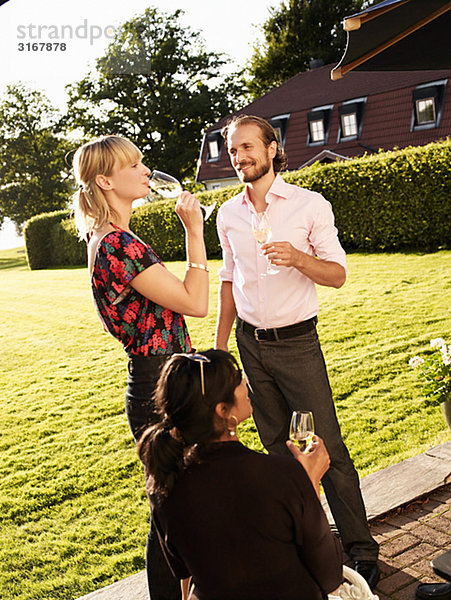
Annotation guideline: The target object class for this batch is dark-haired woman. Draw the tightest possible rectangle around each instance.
[138,350,343,600]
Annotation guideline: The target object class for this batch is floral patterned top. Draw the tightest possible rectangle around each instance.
[91,228,192,356]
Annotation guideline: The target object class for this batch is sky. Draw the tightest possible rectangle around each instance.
[0,0,274,249]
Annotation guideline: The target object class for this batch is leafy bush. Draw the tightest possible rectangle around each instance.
[50,218,87,266]
[409,338,451,406]
[24,139,450,269]
[283,139,450,251]
[24,210,71,270]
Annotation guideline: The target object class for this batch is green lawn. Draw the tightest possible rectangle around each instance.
[0,247,450,600]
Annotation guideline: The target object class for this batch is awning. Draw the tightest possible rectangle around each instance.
[331,0,451,80]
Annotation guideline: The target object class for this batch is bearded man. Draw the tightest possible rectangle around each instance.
[214,114,380,590]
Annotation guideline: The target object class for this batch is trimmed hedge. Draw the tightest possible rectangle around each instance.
[24,210,87,270]
[25,139,450,269]
[283,139,450,251]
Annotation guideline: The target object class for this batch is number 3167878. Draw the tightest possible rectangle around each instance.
[18,42,67,51]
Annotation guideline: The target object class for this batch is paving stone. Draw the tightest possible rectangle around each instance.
[409,523,450,546]
[420,499,443,513]
[383,513,419,530]
[378,559,400,579]
[424,514,451,532]
[425,443,451,462]
[392,579,424,600]
[373,532,390,544]
[374,592,392,600]
[431,488,451,504]
[382,555,408,570]
[380,533,420,558]
[377,570,418,594]
[372,520,405,539]
[403,565,425,579]
[422,507,450,521]
[396,542,437,567]
[426,504,451,517]
[76,572,148,600]
[408,554,446,580]
[361,444,451,520]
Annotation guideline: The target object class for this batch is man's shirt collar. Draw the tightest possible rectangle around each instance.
[241,173,289,208]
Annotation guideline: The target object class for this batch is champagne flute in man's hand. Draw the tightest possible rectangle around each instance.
[251,212,279,274]
[148,170,216,220]
[289,410,314,454]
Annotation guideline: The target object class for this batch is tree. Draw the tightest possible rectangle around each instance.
[0,84,73,231]
[245,0,365,98]
[64,8,243,183]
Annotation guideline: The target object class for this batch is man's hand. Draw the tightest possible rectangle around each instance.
[287,435,330,498]
[261,241,346,288]
[261,241,301,268]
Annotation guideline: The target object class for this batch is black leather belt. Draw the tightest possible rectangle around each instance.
[237,316,317,342]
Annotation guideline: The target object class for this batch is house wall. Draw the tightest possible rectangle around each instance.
[281,82,451,170]
[198,73,450,186]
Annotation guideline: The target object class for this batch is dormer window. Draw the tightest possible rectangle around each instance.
[208,138,220,160]
[342,113,358,136]
[307,106,332,145]
[269,114,290,146]
[338,98,366,141]
[311,119,325,141]
[206,130,223,161]
[416,98,435,124]
[412,80,447,130]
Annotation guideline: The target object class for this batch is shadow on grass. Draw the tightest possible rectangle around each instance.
[0,248,28,271]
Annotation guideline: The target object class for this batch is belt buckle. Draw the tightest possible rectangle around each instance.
[254,328,266,341]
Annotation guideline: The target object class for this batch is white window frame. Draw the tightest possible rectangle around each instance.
[412,79,447,131]
[307,105,333,146]
[338,97,366,142]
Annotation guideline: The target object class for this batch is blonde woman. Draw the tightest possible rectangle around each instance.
[73,135,209,600]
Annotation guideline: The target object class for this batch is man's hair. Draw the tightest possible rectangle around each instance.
[221,114,288,173]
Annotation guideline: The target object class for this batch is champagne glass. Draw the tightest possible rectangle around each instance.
[148,170,216,221]
[289,410,314,454]
[251,212,279,274]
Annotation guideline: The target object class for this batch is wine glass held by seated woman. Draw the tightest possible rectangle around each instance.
[138,350,343,600]
[72,135,209,600]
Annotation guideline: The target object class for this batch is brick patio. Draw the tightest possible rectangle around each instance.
[371,484,451,600]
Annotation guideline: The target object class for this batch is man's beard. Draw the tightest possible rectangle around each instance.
[239,157,272,183]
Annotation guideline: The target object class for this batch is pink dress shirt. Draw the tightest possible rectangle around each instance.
[217,174,347,329]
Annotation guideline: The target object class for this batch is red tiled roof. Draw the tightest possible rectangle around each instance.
[210,64,451,129]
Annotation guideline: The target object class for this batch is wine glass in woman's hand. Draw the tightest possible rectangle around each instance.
[148,170,216,220]
[289,410,314,454]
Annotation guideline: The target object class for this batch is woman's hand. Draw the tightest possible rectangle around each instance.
[287,435,330,498]
[130,191,208,318]
[175,191,203,234]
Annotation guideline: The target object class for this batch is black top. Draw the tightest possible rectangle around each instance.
[152,442,343,600]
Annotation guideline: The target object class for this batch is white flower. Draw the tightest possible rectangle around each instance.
[441,346,451,366]
[430,338,446,349]
[409,356,425,368]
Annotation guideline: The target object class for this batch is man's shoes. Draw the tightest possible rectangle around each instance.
[415,582,451,600]
[353,560,380,590]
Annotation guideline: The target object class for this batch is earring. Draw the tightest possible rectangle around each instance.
[228,415,238,437]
